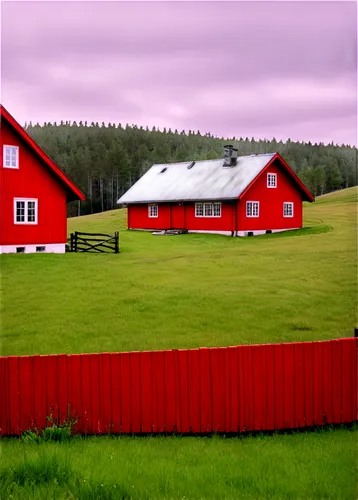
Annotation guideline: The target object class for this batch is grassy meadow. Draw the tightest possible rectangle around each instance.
[0,187,357,499]
[1,187,356,356]
[1,427,357,500]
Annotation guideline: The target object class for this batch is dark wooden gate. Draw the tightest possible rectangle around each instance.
[67,231,119,253]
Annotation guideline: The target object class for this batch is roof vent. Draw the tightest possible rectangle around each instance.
[160,167,167,173]
[223,145,238,167]
[187,161,195,169]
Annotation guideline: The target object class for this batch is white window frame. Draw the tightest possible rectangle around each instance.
[195,203,204,217]
[267,173,277,188]
[283,202,294,218]
[195,202,221,218]
[246,201,259,218]
[3,145,19,169]
[213,202,221,217]
[148,203,158,218]
[14,198,38,225]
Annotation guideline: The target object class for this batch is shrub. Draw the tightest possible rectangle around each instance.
[21,406,78,443]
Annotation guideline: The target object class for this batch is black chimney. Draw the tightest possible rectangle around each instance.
[223,145,238,167]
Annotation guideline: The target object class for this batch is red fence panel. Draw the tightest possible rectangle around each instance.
[0,338,356,436]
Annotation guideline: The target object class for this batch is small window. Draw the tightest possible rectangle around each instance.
[148,204,158,218]
[14,198,38,224]
[3,145,19,169]
[36,246,46,253]
[246,201,259,217]
[267,173,277,188]
[283,202,294,218]
[213,202,221,217]
[204,203,213,217]
[195,203,204,217]
[16,247,25,253]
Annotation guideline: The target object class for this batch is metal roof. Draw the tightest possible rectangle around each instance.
[117,153,277,204]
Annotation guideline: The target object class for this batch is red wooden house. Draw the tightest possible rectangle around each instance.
[118,146,314,236]
[0,105,85,254]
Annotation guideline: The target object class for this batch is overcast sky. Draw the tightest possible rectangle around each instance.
[1,1,357,146]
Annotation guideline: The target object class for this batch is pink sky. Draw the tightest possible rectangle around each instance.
[1,1,357,146]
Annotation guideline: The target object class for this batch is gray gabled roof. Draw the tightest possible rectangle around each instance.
[117,153,277,204]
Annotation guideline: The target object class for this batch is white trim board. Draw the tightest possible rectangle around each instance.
[0,243,66,254]
[236,228,299,237]
[187,230,232,236]
[127,228,300,237]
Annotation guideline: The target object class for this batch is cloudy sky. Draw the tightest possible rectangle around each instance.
[1,1,357,146]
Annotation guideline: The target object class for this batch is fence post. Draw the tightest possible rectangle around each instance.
[70,233,74,252]
[75,232,78,252]
[115,231,119,254]
[354,328,358,338]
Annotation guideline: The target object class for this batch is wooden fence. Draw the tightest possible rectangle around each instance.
[0,338,356,436]
[67,231,119,253]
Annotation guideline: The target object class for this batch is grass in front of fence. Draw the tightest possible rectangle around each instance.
[1,427,356,499]
[1,187,356,356]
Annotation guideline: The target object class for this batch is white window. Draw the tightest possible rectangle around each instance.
[213,202,221,217]
[267,173,277,188]
[195,202,221,218]
[195,203,204,217]
[14,198,38,224]
[3,145,19,169]
[283,202,294,218]
[246,201,259,217]
[204,203,213,217]
[148,204,158,218]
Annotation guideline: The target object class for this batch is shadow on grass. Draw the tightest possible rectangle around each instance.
[253,224,333,240]
[5,422,354,442]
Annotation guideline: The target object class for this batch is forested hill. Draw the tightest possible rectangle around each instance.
[25,121,357,216]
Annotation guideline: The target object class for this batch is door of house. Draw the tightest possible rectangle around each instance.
[171,203,185,229]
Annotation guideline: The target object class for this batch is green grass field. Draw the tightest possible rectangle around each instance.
[1,187,356,356]
[1,187,357,499]
[1,427,357,500]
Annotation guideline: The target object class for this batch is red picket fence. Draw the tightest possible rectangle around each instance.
[0,338,357,436]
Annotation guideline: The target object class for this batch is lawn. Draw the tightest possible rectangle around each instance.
[0,187,356,356]
[1,427,357,500]
[1,187,357,499]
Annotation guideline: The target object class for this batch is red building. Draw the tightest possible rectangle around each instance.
[0,105,85,254]
[118,146,314,236]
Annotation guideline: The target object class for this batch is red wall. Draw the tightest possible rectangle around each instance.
[128,201,235,232]
[184,202,235,232]
[0,118,68,245]
[238,160,303,232]
[128,203,171,230]
[0,338,356,436]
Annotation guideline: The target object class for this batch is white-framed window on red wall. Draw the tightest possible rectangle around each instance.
[14,198,38,224]
[148,203,158,218]
[3,145,19,169]
[246,201,259,217]
[283,202,294,217]
[267,173,277,188]
[195,202,221,217]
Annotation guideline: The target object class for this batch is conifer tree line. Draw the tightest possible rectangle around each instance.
[24,120,357,217]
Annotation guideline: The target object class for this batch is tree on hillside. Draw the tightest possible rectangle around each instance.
[330,165,344,191]
[314,166,326,196]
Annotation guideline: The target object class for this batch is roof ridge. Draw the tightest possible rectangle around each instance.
[153,153,276,168]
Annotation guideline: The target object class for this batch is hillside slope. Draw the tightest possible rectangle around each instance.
[1,188,356,356]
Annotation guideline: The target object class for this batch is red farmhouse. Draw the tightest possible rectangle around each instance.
[0,105,85,254]
[118,146,314,236]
